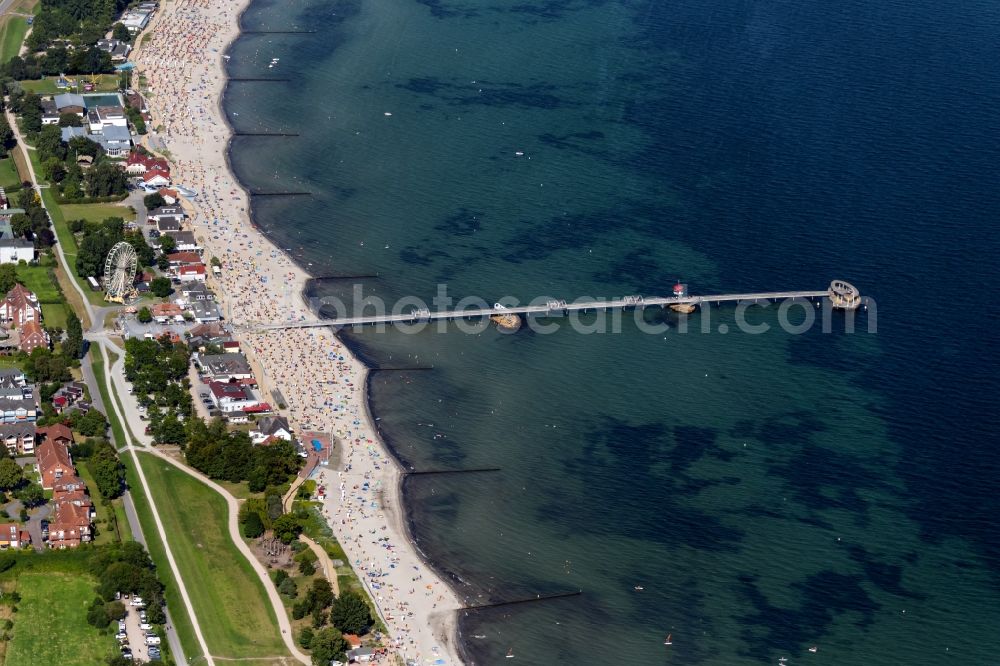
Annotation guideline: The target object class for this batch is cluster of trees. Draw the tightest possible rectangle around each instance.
[65,407,109,437]
[33,124,128,200]
[73,215,153,279]
[123,336,192,444]
[71,438,123,498]
[0,449,45,511]
[0,115,14,158]
[186,418,300,489]
[21,0,129,56]
[1,48,113,81]
[89,541,167,626]
[7,184,54,248]
[292,584,374,663]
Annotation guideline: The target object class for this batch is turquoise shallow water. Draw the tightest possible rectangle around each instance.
[227,0,1000,663]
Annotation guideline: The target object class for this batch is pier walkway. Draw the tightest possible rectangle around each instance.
[250,281,860,331]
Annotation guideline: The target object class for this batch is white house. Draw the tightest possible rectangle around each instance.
[177,264,206,283]
[208,381,259,413]
[0,239,35,264]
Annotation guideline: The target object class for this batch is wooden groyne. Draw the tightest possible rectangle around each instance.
[233,132,300,137]
[405,468,501,477]
[229,77,290,82]
[249,191,311,197]
[462,590,582,611]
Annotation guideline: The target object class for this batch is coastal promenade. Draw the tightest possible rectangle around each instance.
[134,0,465,663]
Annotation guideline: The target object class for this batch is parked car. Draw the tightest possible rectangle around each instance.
[130,597,144,607]
[140,622,152,631]
[116,632,128,641]
[145,634,161,646]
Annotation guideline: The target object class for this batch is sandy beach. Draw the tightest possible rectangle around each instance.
[133,0,465,663]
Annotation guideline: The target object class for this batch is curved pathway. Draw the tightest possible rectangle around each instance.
[299,534,340,596]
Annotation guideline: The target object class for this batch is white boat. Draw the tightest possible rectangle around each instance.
[506,648,515,659]
[664,634,672,645]
[808,647,818,653]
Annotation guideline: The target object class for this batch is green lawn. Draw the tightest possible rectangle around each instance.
[61,203,136,225]
[0,157,21,189]
[0,17,29,63]
[136,452,288,660]
[91,347,128,448]
[76,461,123,545]
[4,572,118,666]
[15,258,61,303]
[122,456,201,664]
[37,183,106,306]
[18,74,122,95]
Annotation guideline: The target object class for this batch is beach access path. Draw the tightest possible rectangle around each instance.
[133,0,465,663]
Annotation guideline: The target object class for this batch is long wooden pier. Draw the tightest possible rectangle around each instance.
[252,280,860,331]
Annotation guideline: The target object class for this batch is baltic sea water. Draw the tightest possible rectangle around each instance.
[225,0,1000,663]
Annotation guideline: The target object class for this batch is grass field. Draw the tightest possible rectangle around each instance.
[61,203,136,224]
[91,347,128,448]
[136,452,288,660]
[0,157,21,189]
[0,17,28,64]
[15,259,61,303]
[121,455,202,663]
[4,572,118,666]
[18,74,122,95]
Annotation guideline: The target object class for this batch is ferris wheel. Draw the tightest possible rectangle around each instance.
[104,241,138,303]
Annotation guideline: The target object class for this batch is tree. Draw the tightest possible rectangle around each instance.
[0,458,23,490]
[112,22,130,42]
[86,598,110,628]
[297,626,313,650]
[35,125,66,162]
[278,576,297,598]
[84,161,128,198]
[0,115,13,155]
[330,592,373,635]
[104,600,126,621]
[143,192,164,210]
[14,482,43,507]
[0,264,17,293]
[308,578,334,611]
[137,307,152,323]
[158,234,176,254]
[271,513,303,544]
[242,511,264,538]
[64,310,84,358]
[58,112,82,127]
[298,558,315,576]
[308,627,348,666]
[150,277,172,297]
[91,445,125,498]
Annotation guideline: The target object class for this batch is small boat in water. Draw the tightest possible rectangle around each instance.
[808,647,818,653]
[664,634,672,645]
[506,648,515,658]
[634,585,644,591]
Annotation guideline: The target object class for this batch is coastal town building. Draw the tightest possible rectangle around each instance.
[0,422,35,455]
[150,303,185,323]
[195,353,253,382]
[0,395,37,424]
[0,238,35,264]
[178,264,206,283]
[96,38,132,62]
[0,284,41,326]
[18,320,51,353]
[0,523,31,549]
[166,231,200,252]
[208,381,260,413]
[125,151,169,175]
[142,168,171,188]
[188,299,221,322]
[148,205,186,221]
[250,415,293,445]
[36,438,74,490]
